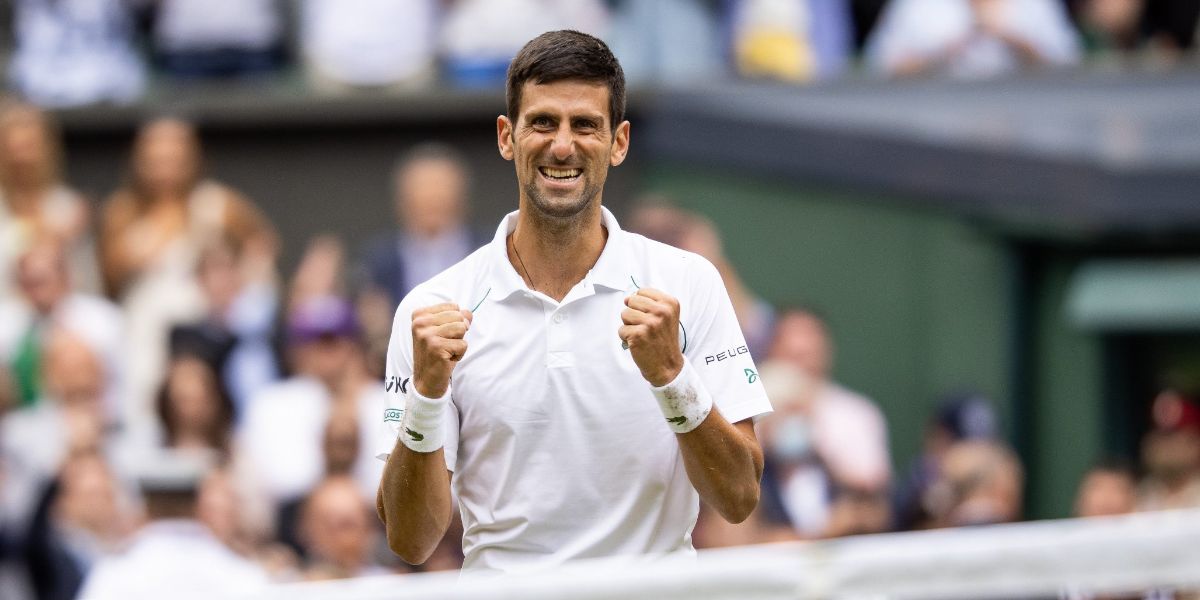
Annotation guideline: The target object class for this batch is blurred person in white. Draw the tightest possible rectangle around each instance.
[729,0,855,82]
[1074,458,1137,518]
[627,199,776,361]
[6,0,144,107]
[300,0,437,89]
[1137,390,1200,511]
[768,307,891,497]
[1,328,114,488]
[0,240,123,415]
[439,0,608,87]
[145,0,285,78]
[77,450,270,600]
[22,450,137,600]
[606,0,723,85]
[240,295,387,510]
[925,439,1023,528]
[893,392,999,530]
[298,475,389,580]
[100,117,277,443]
[0,102,96,301]
[866,0,1081,78]
[196,467,296,581]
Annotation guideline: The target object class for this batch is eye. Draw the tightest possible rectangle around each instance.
[574,119,599,131]
[530,116,553,129]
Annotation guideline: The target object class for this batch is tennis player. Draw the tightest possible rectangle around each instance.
[376,29,772,573]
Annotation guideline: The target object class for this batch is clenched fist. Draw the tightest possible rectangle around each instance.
[412,303,472,398]
[619,288,685,387]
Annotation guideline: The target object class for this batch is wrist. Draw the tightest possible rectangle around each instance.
[645,357,684,388]
[414,377,449,399]
[651,359,713,434]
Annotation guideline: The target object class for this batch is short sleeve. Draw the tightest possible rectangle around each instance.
[680,256,773,424]
[374,290,460,471]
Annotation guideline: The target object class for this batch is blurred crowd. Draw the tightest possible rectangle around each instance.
[0,4,1195,597]
[0,0,1198,108]
[0,96,1197,598]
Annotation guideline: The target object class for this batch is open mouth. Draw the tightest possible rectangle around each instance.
[539,167,582,182]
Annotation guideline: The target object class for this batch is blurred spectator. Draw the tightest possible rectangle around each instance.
[1072,0,1147,56]
[300,0,437,89]
[23,451,135,600]
[2,328,112,484]
[1074,458,1138,518]
[439,0,608,87]
[290,234,347,310]
[239,295,387,510]
[6,0,145,107]
[100,117,277,442]
[357,144,479,375]
[866,0,1081,78]
[926,439,1024,528]
[77,450,269,599]
[0,102,96,300]
[1136,390,1200,511]
[297,475,387,580]
[627,199,776,359]
[729,0,854,82]
[0,241,123,413]
[768,307,891,493]
[191,237,282,415]
[606,0,723,85]
[154,352,234,457]
[360,143,480,311]
[147,0,286,78]
[752,360,826,538]
[894,392,999,530]
[196,467,291,580]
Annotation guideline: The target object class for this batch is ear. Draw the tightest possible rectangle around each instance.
[609,120,631,167]
[497,115,514,161]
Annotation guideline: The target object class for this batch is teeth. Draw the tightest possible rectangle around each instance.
[542,167,582,179]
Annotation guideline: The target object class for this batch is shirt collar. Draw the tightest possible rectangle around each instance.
[486,206,633,300]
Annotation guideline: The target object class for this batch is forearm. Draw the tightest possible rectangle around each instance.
[377,444,453,564]
[677,415,764,524]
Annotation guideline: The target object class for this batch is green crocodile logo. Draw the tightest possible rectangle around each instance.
[666,416,687,426]
[405,428,424,442]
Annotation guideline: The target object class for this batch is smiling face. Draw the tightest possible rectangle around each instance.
[497,79,630,222]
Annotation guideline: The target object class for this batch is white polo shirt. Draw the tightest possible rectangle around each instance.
[377,207,772,573]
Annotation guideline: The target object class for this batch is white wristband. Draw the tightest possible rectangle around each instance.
[651,360,714,434]
[399,384,448,453]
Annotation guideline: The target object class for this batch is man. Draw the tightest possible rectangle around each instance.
[376,30,771,573]
[77,450,268,600]
[767,308,891,494]
[361,143,480,310]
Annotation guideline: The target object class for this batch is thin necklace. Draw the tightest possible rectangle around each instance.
[511,232,535,289]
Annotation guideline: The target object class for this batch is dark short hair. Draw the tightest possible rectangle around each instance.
[506,30,626,131]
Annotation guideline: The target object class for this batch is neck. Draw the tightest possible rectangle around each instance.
[509,206,607,302]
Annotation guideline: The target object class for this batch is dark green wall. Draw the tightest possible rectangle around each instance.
[642,165,1106,519]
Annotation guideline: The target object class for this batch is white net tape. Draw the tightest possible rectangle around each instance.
[252,508,1200,600]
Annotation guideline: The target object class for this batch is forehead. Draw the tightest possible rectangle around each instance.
[518,79,610,121]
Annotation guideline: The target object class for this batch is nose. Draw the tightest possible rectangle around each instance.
[550,124,574,161]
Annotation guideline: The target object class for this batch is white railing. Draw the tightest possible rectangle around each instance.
[251,508,1200,600]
